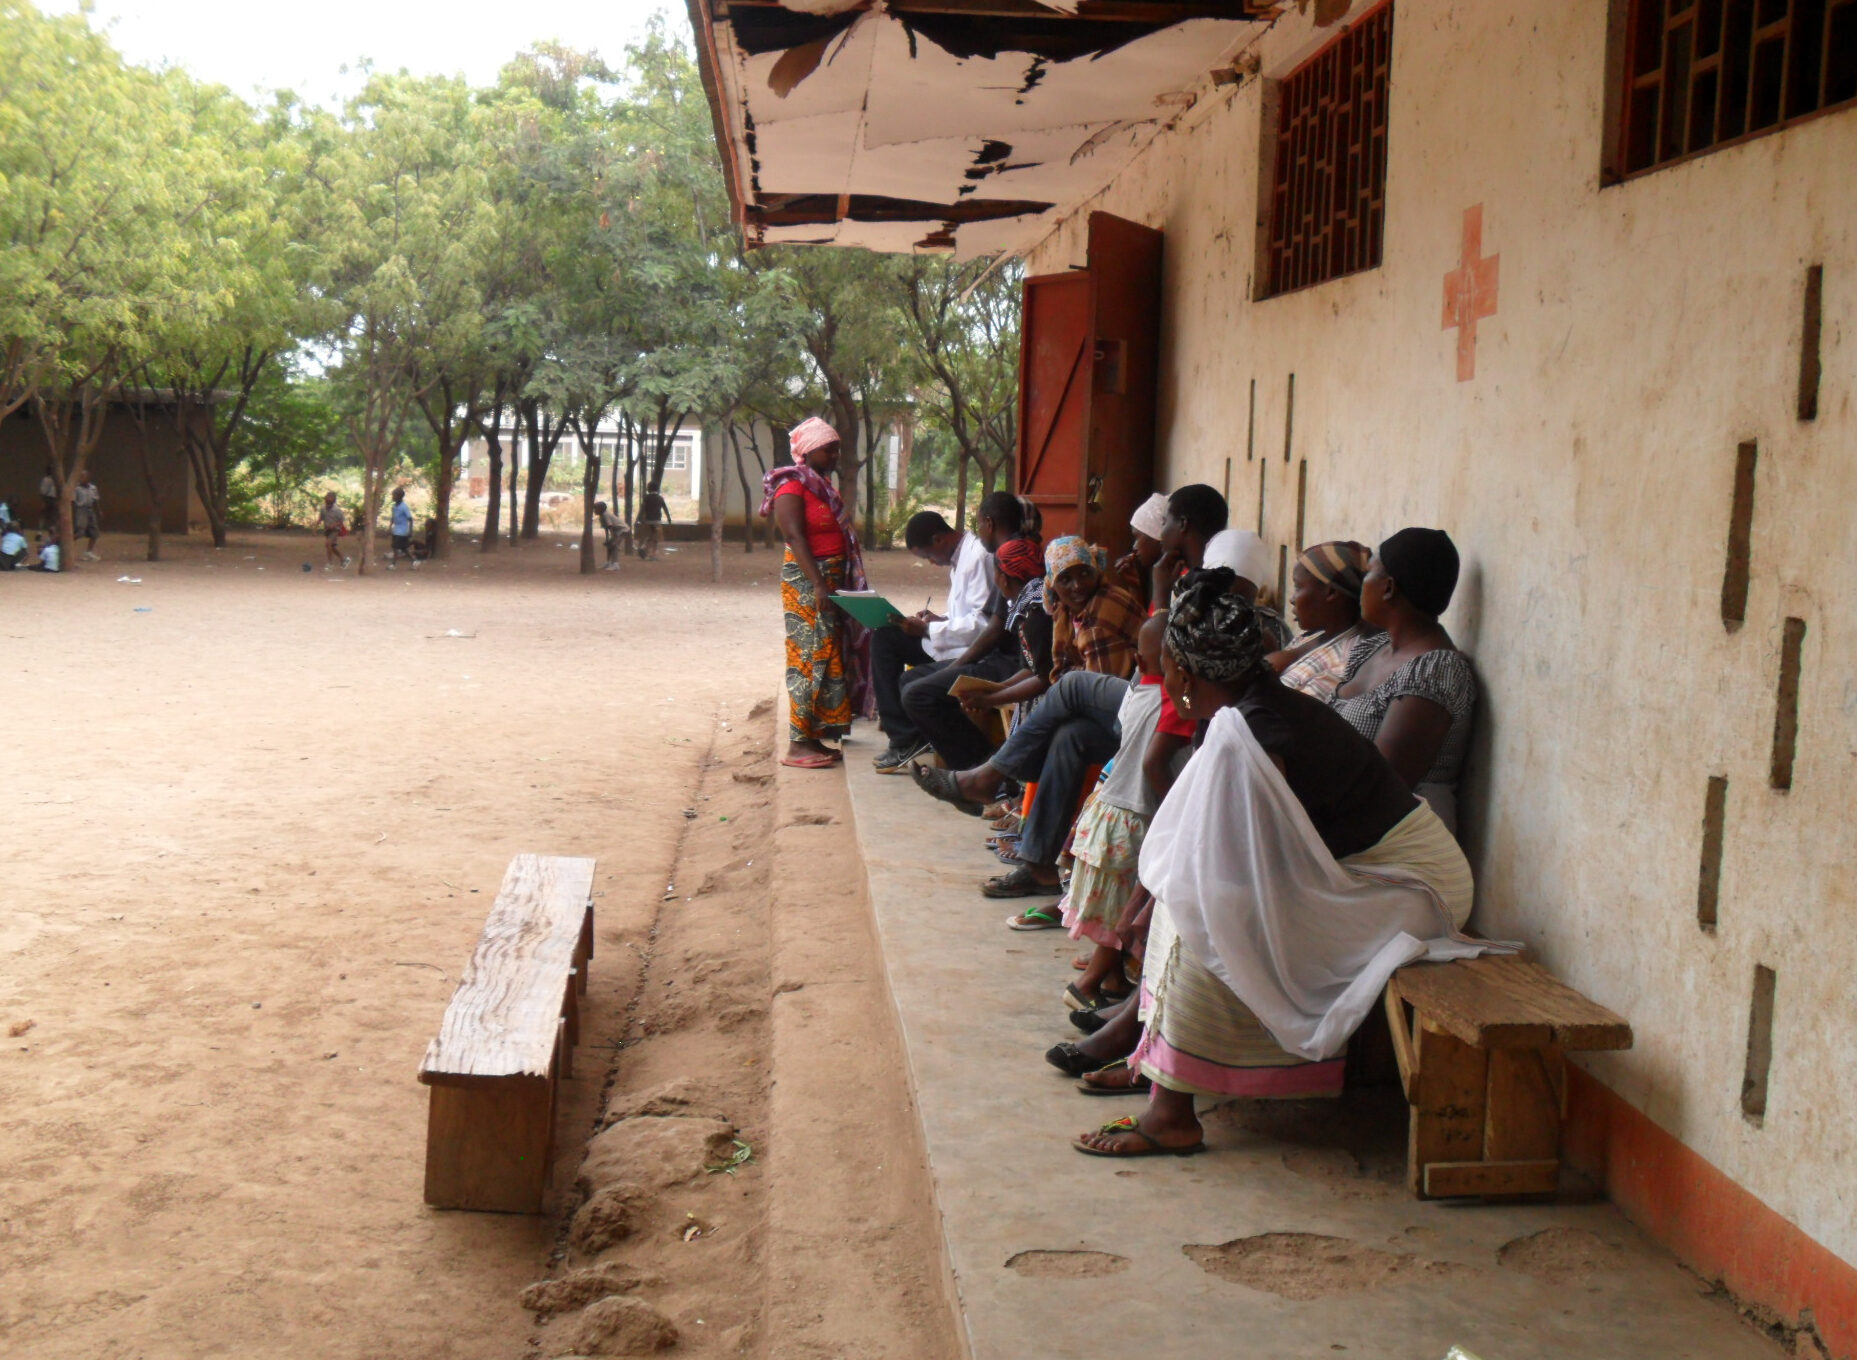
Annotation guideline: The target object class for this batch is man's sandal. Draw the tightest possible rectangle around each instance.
[1075,1060,1152,1097]
[911,763,986,816]
[983,865,1062,898]
[1072,1115,1206,1158]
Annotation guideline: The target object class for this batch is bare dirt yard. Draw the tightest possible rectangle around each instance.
[0,529,959,1360]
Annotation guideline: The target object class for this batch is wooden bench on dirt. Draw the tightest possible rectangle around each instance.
[419,854,596,1214]
[1386,952,1631,1201]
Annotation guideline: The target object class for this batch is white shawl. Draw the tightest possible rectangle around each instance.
[1138,706,1493,1061]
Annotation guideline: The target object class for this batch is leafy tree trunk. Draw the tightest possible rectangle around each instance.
[519,398,566,539]
[416,376,483,562]
[955,447,969,538]
[34,379,113,572]
[894,414,913,507]
[728,423,754,554]
[167,346,271,551]
[706,423,726,582]
[569,412,605,577]
[479,395,504,551]
[122,380,166,562]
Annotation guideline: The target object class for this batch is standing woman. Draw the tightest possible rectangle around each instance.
[761,418,873,769]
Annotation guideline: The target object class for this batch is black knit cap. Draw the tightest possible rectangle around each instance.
[1378,528,1459,617]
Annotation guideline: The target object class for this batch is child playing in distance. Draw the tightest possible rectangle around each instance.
[319,492,349,569]
[28,528,61,573]
[388,487,414,569]
[0,522,26,570]
[595,500,627,570]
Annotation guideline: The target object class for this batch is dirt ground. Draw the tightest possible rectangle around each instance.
[0,530,958,1360]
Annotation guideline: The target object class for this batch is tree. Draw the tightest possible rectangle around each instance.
[319,72,490,574]
[895,256,1022,528]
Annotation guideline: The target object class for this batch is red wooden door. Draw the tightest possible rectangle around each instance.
[1016,212,1162,556]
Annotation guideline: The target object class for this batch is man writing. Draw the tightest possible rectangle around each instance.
[868,506,997,772]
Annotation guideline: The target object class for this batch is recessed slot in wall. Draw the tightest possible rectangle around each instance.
[1720,440,1758,632]
[1697,774,1728,932]
[1223,456,1232,505]
[1247,378,1258,461]
[1769,616,1807,790]
[1256,459,1266,536]
[1282,372,1295,463]
[1798,264,1823,422]
[1741,963,1777,1125]
[1276,543,1288,611]
[1294,459,1308,554]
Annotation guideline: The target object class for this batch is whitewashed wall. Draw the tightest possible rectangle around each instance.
[1026,0,1856,1268]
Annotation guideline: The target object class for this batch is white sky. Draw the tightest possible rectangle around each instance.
[43,0,684,105]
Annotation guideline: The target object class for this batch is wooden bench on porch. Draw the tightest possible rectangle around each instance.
[1386,952,1631,1200]
[418,854,596,1213]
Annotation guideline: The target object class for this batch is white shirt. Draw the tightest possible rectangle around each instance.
[38,543,60,572]
[72,484,99,510]
[1,531,25,556]
[925,532,993,662]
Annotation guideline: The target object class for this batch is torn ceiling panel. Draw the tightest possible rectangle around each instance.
[688,0,1269,255]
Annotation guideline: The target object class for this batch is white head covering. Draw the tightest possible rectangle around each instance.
[1203,528,1274,590]
[1129,492,1169,542]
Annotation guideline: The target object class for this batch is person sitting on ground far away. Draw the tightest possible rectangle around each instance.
[28,529,61,573]
[0,522,28,571]
[71,473,101,561]
[1268,541,1374,698]
[1070,573,1478,1158]
[319,491,349,569]
[1327,528,1476,834]
[410,517,438,563]
[895,492,1037,772]
[387,486,415,569]
[867,509,994,773]
[595,500,628,570]
[635,489,671,560]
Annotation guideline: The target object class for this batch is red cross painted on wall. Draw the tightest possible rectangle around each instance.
[1442,204,1500,382]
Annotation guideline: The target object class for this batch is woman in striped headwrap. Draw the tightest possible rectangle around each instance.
[1270,540,1374,698]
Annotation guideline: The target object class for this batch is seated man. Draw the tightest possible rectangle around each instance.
[896,492,1034,770]
[869,507,994,772]
[0,522,27,571]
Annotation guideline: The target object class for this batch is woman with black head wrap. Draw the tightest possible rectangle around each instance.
[1072,570,1478,1158]
[1328,528,1477,833]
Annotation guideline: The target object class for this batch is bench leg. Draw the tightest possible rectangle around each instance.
[1409,1021,1488,1197]
[423,1075,555,1213]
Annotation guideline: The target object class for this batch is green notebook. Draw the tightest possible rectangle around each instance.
[829,590,906,629]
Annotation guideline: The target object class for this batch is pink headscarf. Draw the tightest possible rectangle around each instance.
[789,416,840,461]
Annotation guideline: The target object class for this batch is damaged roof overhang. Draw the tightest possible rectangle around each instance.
[687,0,1271,257]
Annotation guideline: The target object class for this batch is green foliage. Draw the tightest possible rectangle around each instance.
[226,360,350,527]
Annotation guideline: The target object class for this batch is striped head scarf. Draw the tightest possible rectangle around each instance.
[1165,569,1271,685]
[995,536,1043,584]
[1299,540,1371,597]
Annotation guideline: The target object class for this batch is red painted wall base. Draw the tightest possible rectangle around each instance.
[1564,1065,1857,1358]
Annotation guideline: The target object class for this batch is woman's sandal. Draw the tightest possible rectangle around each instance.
[1072,1115,1206,1158]
[911,762,986,816]
[1075,1060,1152,1097]
[983,865,1062,898]
[1006,904,1064,930]
[1068,1007,1107,1034]
[779,751,839,769]
[1044,1041,1115,1077]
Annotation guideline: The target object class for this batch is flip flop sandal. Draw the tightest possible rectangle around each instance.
[1006,905,1063,930]
[1072,1115,1206,1158]
[981,801,1012,821]
[911,762,985,816]
[1044,1041,1115,1077]
[1075,1060,1152,1097]
[779,752,839,769]
[989,813,1022,832]
[983,866,1062,898]
[984,832,1021,850]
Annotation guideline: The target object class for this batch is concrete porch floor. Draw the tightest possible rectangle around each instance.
[840,742,1785,1360]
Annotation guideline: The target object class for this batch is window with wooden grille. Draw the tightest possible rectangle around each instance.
[1260,2,1394,300]
[1609,0,1857,179]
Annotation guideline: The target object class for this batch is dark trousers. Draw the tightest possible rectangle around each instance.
[988,670,1130,867]
[871,624,934,746]
[901,649,1023,771]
